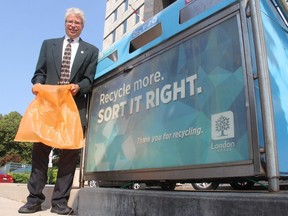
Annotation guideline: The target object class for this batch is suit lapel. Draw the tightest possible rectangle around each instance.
[52,38,64,78]
[70,39,88,81]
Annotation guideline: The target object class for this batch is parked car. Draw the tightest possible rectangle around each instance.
[0,172,14,183]
[192,182,220,190]
[11,166,32,174]
[192,180,256,190]
[88,180,146,189]
[88,180,177,190]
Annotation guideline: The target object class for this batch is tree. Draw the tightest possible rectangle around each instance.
[0,112,33,166]
[215,115,230,137]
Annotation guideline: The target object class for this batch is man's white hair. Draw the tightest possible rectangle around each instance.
[65,8,85,25]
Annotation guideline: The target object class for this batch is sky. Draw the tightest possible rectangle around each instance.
[0,0,106,116]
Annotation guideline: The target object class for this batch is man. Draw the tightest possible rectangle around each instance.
[18,8,98,215]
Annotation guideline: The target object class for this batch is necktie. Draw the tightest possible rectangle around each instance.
[59,39,73,85]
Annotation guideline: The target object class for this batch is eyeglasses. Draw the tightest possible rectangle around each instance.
[66,20,82,26]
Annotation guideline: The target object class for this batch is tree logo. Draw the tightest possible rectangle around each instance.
[211,111,234,140]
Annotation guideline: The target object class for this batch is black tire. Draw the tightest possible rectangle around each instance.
[230,181,255,190]
[161,183,176,191]
[192,182,219,190]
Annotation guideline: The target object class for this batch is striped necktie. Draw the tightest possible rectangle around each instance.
[59,38,73,85]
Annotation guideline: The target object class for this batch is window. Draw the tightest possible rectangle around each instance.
[125,0,129,12]
[135,9,140,23]
[114,9,118,22]
[112,30,116,43]
[123,20,127,34]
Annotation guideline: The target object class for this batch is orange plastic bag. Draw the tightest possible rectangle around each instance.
[14,84,84,149]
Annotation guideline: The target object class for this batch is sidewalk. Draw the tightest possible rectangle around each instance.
[3,182,288,216]
[0,197,53,216]
[0,183,79,215]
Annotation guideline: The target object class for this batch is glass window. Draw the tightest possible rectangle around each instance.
[114,9,118,22]
[123,20,127,34]
[125,0,129,12]
[135,9,140,23]
[112,30,116,43]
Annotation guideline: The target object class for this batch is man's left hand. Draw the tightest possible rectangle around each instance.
[70,84,80,96]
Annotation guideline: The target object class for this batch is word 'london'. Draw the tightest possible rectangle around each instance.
[211,140,235,152]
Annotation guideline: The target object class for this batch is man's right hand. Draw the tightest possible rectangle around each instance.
[32,83,41,95]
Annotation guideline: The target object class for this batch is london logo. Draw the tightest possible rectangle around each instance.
[211,111,235,140]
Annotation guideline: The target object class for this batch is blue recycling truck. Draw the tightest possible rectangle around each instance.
[83,0,288,191]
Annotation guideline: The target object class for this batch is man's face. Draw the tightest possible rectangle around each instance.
[65,14,84,39]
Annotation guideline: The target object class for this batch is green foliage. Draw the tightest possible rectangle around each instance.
[0,112,33,166]
[47,168,58,184]
[10,168,58,184]
[11,173,30,183]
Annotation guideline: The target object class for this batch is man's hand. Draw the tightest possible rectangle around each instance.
[32,83,41,95]
[70,84,80,96]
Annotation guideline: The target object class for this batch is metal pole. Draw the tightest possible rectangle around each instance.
[249,0,279,192]
[79,91,93,188]
[79,144,85,188]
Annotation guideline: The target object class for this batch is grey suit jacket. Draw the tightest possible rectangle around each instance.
[31,37,99,127]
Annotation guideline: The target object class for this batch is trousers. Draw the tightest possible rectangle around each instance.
[26,142,79,205]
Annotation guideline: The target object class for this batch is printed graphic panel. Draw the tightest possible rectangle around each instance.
[85,16,251,172]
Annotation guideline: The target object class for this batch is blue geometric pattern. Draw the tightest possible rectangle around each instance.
[85,15,251,172]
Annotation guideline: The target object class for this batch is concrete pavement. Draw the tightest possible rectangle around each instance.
[0,168,81,215]
[2,182,288,216]
[0,183,79,215]
[0,196,53,216]
[78,187,288,216]
[0,183,192,216]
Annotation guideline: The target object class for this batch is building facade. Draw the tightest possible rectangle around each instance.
[103,0,288,50]
[103,0,176,50]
